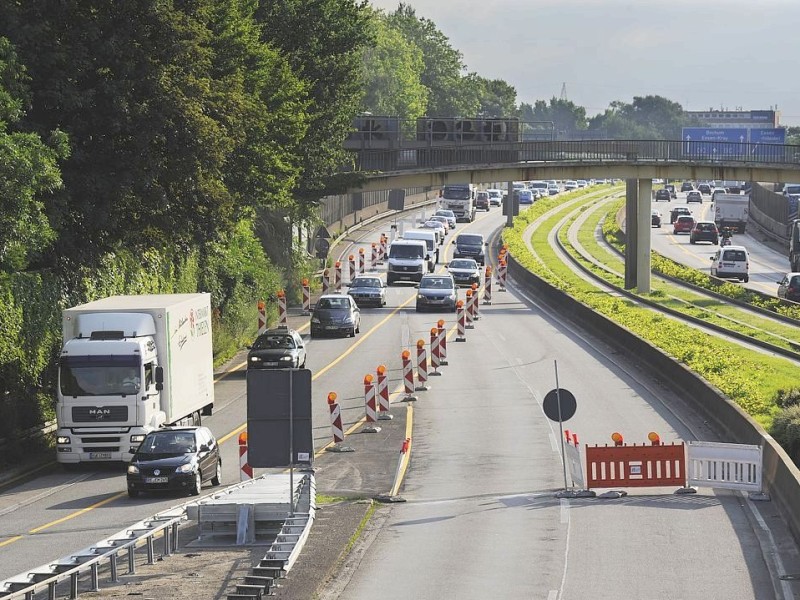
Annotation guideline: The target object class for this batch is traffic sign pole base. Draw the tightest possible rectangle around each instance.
[428,371,442,376]
[439,359,449,366]
[402,394,417,402]
[466,324,475,330]
[483,300,492,305]
[378,413,394,421]
[555,489,596,499]
[414,384,430,392]
[455,336,466,342]
[749,491,771,502]
[362,425,382,433]
[326,443,355,453]
[674,486,697,495]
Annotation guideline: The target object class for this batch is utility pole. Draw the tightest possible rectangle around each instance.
[560,82,568,101]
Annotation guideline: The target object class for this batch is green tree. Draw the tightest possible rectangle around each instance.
[589,95,694,139]
[362,14,428,121]
[0,37,67,272]
[528,98,587,136]
[474,77,517,118]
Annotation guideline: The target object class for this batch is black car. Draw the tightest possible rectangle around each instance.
[416,274,458,312]
[127,426,221,497]
[453,233,487,265]
[347,275,387,307]
[310,294,361,338]
[670,206,692,223]
[689,221,719,244]
[698,183,712,195]
[447,258,481,286]
[654,189,671,202]
[247,327,306,369]
[680,182,694,192]
[777,273,800,302]
[651,210,662,228]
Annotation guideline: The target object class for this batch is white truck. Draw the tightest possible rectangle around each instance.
[440,183,476,222]
[55,294,215,466]
[713,193,749,234]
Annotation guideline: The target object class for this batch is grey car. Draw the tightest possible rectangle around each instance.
[311,294,361,338]
[447,258,481,287]
[415,274,458,312]
[347,275,387,307]
[247,327,306,369]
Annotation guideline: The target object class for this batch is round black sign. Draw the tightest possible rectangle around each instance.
[314,238,330,259]
[542,388,577,422]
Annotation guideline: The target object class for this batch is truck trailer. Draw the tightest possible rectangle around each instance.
[56,294,215,465]
[713,194,749,234]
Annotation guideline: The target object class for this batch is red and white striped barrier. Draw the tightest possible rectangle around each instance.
[401,350,417,401]
[455,300,467,342]
[257,301,267,335]
[370,243,378,271]
[322,269,330,295]
[465,290,475,329]
[429,327,442,376]
[335,261,343,291]
[483,266,492,305]
[302,279,311,315]
[498,258,507,291]
[326,392,354,453]
[277,290,287,326]
[470,283,481,320]
[363,374,381,433]
[376,365,393,420]
[358,248,365,274]
[239,432,253,481]
[437,319,448,365]
[349,254,356,283]
[379,234,387,264]
[415,339,430,391]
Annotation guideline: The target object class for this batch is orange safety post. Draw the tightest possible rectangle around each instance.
[239,432,252,481]
[437,319,448,365]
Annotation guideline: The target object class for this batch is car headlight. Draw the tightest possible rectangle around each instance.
[417,294,424,300]
[175,463,195,474]
[249,356,260,362]
[342,317,354,324]
[280,356,292,362]
[127,464,140,475]
[311,317,321,323]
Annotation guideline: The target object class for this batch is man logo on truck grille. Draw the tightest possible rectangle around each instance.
[89,408,112,420]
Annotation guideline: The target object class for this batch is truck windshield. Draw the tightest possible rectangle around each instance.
[60,355,142,397]
[390,245,424,259]
[785,185,800,195]
[442,186,471,200]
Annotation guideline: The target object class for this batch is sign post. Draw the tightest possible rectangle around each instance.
[542,361,577,492]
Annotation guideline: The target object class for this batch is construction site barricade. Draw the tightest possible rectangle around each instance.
[586,442,685,489]
[686,441,762,493]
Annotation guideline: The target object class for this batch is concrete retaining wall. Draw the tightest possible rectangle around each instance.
[507,255,800,544]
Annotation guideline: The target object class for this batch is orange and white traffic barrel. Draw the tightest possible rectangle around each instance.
[239,432,252,481]
[456,300,467,342]
[437,319,448,365]
[277,290,287,326]
[379,234,388,264]
[470,283,481,320]
[498,258,507,291]
[335,261,343,291]
[257,301,267,335]
[465,290,475,329]
[401,350,417,401]
[358,247,365,274]
[415,339,430,391]
[376,365,393,420]
[363,374,381,433]
[302,279,311,315]
[349,254,356,283]
[370,243,378,271]
[429,327,442,376]
[325,392,355,453]
[483,266,492,305]
[322,268,330,295]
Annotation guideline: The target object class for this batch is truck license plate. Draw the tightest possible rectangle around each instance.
[145,477,169,484]
[89,452,111,459]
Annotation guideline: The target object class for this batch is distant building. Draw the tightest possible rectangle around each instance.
[685,109,781,129]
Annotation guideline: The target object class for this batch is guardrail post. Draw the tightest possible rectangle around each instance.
[90,562,99,591]
[70,572,79,599]
[146,536,155,564]
[172,522,180,553]
[128,544,136,574]
[47,581,56,600]
[164,526,172,556]
[110,551,119,582]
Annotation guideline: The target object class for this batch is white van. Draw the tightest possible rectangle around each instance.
[403,229,440,264]
[710,245,749,282]
[387,239,431,285]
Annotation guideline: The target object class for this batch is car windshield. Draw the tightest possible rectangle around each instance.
[390,244,424,259]
[436,210,455,218]
[449,260,477,269]
[420,277,454,289]
[138,431,196,455]
[351,278,381,288]
[253,334,295,350]
[785,185,800,195]
[457,235,483,246]
[317,297,350,309]
[487,190,501,198]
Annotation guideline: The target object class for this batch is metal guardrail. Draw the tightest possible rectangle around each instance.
[349,139,800,172]
[0,506,186,599]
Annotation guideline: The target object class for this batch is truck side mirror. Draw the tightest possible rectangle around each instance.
[155,366,164,391]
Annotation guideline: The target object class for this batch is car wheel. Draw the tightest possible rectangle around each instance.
[190,471,202,496]
[744,275,750,283]
[211,460,222,486]
[127,488,139,498]
[690,239,695,244]
[300,356,306,368]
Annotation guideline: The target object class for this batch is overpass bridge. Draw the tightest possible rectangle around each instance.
[345,138,800,292]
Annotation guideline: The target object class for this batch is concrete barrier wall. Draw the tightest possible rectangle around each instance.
[320,188,439,237]
[507,255,800,544]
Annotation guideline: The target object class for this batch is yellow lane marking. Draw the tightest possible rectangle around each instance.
[28,492,126,534]
[0,535,23,548]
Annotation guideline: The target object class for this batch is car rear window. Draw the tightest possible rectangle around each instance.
[722,250,747,261]
[677,216,694,223]
[696,223,715,231]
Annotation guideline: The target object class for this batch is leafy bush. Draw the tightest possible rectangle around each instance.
[771,406,800,464]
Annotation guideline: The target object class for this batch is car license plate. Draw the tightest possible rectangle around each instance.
[89,452,111,459]
[264,362,279,367]
[723,263,735,267]
[326,325,338,330]
[145,476,169,484]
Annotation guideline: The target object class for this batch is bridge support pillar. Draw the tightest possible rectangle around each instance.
[506,181,514,228]
[624,179,638,290]
[636,178,652,294]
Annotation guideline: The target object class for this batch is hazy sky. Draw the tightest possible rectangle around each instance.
[369,0,800,126]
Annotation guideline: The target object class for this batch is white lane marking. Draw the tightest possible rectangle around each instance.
[557,499,572,600]
[498,333,506,342]
[744,493,795,600]
[560,498,570,524]
[548,591,558,600]
[549,431,559,453]
[516,357,524,365]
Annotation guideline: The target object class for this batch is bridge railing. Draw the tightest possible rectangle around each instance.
[349,139,800,172]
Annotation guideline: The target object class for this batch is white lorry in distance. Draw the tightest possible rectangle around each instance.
[714,194,750,234]
[440,183,476,222]
[56,294,215,466]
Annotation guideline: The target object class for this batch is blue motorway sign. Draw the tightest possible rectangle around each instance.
[682,128,748,159]
[750,128,786,144]
[749,128,786,161]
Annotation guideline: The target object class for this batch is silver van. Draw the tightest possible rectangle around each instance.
[710,245,749,282]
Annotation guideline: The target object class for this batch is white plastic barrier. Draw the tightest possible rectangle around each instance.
[566,442,585,490]
[686,441,762,493]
